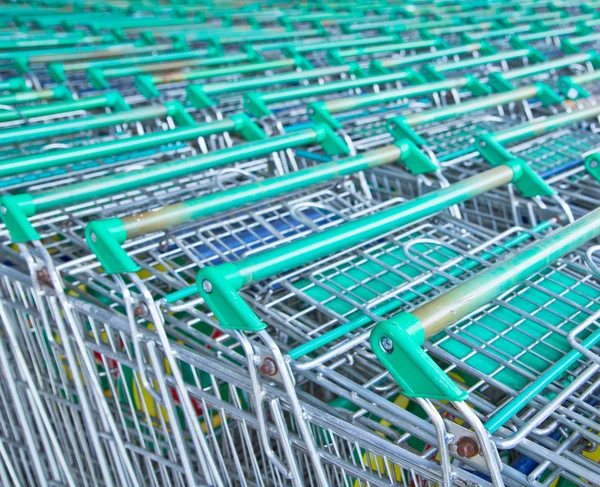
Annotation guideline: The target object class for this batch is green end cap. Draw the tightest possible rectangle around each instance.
[165,101,196,127]
[243,46,264,63]
[197,264,266,331]
[230,113,267,141]
[585,153,600,183]
[561,39,581,54]
[0,194,39,243]
[313,123,350,156]
[369,60,389,75]
[576,21,594,36]
[464,74,492,96]
[171,34,189,52]
[53,85,74,101]
[421,64,445,82]
[371,314,468,401]
[476,134,554,197]
[134,74,160,99]
[48,63,67,83]
[557,76,591,99]
[533,82,563,106]
[87,67,110,90]
[387,115,426,146]
[405,68,427,85]
[186,85,215,109]
[487,72,514,93]
[307,101,341,129]
[85,219,139,274]
[397,139,439,174]
[348,62,367,78]
[139,31,156,46]
[244,92,271,117]
[105,92,131,112]
[419,29,433,40]
[460,33,475,44]
[479,41,497,56]
[326,49,346,66]
[589,51,600,69]
[527,47,546,63]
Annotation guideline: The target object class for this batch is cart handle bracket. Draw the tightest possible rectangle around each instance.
[371,312,468,402]
[475,134,555,197]
[197,264,266,331]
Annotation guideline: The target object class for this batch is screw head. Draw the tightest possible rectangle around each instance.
[479,140,486,148]
[568,88,579,100]
[1,206,6,214]
[258,357,278,376]
[456,437,479,458]
[380,336,394,354]
[202,280,213,293]
[90,232,97,243]
[590,160,598,169]
[134,303,149,317]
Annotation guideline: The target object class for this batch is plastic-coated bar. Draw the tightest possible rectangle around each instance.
[345,17,456,33]
[0,118,248,177]
[0,92,125,124]
[494,104,600,145]
[259,34,397,53]
[289,220,552,360]
[93,50,261,81]
[334,38,439,58]
[0,125,347,243]
[427,48,534,76]
[409,206,600,339]
[245,69,418,117]
[54,47,213,74]
[321,76,479,115]
[0,86,71,105]
[231,166,515,288]
[0,102,182,145]
[87,145,403,274]
[376,43,486,69]
[152,58,297,85]
[500,52,597,81]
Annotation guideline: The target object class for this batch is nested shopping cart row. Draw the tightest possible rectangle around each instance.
[2,2,600,487]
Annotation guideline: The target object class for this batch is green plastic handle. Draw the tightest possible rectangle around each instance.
[0,77,28,93]
[334,37,440,59]
[86,144,405,274]
[88,49,262,88]
[195,164,524,331]
[0,100,196,145]
[0,91,128,123]
[244,69,421,117]
[308,74,493,128]
[487,103,600,146]
[0,85,72,105]
[0,114,262,177]
[0,124,350,243]
[374,42,488,71]
[137,57,303,98]
[187,64,358,108]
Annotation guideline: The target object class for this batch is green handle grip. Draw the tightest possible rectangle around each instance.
[378,206,600,342]
[0,85,72,105]
[308,75,493,128]
[288,34,398,53]
[491,104,600,145]
[87,49,262,89]
[0,114,262,177]
[87,144,404,274]
[0,124,350,243]
[187,64,358,108]
[335,37,439,58]
[0,77,28,93]
[0,91,128,124]
[219,165,517,289]
[374,42,486,71]
[245,69,421,117]
[195,164,532,331]
[0,100,194,145]
[371,207,600,403]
